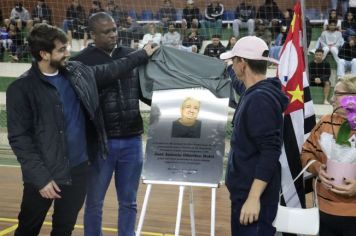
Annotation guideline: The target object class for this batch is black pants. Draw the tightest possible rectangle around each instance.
[320,211,356,236]
[15,162,88,236]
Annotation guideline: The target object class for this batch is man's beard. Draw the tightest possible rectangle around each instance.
[50,58,67,69]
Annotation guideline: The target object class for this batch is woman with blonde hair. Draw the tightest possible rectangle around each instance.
[301,75,356,235]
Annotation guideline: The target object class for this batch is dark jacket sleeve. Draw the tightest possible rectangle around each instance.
[247,93,283,183]
[92,49,149,89]
[7,82,52,189]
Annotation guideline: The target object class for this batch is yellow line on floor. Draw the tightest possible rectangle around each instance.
[0,224,18,236]
[0,218,181,236]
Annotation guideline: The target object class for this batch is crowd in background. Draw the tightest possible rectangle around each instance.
[0,0,356,84]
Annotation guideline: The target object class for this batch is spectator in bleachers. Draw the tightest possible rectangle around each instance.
[8,2,33,32]
[66,0,88,50]
[309,48,331,104]
[255,19,272,47]
[256,0,282,38]
[182,0,200,29]
[323,9,342,30]
[341,10,356,40]
[350,0,356,16]
[337,35,356,77]
[0,26,8,61]
[320,19,344,61]
[162,22,181,48]
[281,8,293,30]
[7,21,27,62]
[32,0,52,25]
[118,15,143,47]
[141,23,162,47]
[204,34,226,58]
[182,28,203,51]
[232,0,256,38]
[158,0,177,32]
[89,1,104,18]
[226,35,237,51]
[331,0,349,16]
[106,0,127,27]
[269,25,287,60]
[200,1,224,40]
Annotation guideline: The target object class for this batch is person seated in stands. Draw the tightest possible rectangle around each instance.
[351,0,356,16]
[182,28,203,51]
[323,9,342,31]
[309,48,331,104]
[118,15,143,47]
[0,25,8,61]
[7,2,33,32]
[341,10,356,40]
[337,35,356,78]
[141,23,162,47]
[319,19,344,62]
[226,35,237,51]
[32,0,52,25]
[89,0,104,18]
[255,19,272,46]
[7,21,27,62]
[232,0,256,38]
[256,0,282,38]
[158,0,177,32]
[66,0,88,50]
[200,0,224,40]
[162,22,181,48]
[204,34,226,58]
[105,0,127,27]
[269,25,287,60]
[182,0,200,30]
[281,8,293,30]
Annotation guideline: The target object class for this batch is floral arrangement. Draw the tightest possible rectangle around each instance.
[336,96,356,147]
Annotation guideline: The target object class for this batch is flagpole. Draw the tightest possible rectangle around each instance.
[300,0,309,77]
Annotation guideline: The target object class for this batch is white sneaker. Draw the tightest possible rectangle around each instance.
[323,100,330,105]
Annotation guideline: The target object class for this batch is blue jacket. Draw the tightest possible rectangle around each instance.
[226,74,289,206]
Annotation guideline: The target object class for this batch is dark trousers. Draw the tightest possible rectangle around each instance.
[319,211,356,236]
[231,200,277,236]
[15,162,88,236]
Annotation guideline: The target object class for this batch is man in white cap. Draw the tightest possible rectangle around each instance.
[220,36,289,236]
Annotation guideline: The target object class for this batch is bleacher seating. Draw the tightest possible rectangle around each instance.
[141,10,154,21]
[128,9,137,19]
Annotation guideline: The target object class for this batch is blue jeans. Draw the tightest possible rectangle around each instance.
[84,136,143,236]
[231,200,277,236]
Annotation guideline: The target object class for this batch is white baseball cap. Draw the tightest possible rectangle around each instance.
[187,0,194,4]
[220,36,279,64]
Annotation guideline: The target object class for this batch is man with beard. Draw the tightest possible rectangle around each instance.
[70,12,149,236]
[6,23,157,236]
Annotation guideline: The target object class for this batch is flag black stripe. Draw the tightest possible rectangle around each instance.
[283,114,306,208]
[304,115,316,134]
[303,86,312,102]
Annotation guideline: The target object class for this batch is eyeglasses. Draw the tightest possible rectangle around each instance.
[333,91,356,96]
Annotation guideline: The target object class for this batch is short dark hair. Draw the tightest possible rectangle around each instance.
[28,23,67,61]
[88,12,115,32]
[328,19,337,25]
[315,48,324,54]
[211,34,221,39]
[236,57,268,75]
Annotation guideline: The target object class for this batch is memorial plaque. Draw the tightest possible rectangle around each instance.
[143,88,229,184]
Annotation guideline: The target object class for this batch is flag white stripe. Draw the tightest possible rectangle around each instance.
[280,146,302,208]
[304,100,315,119]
